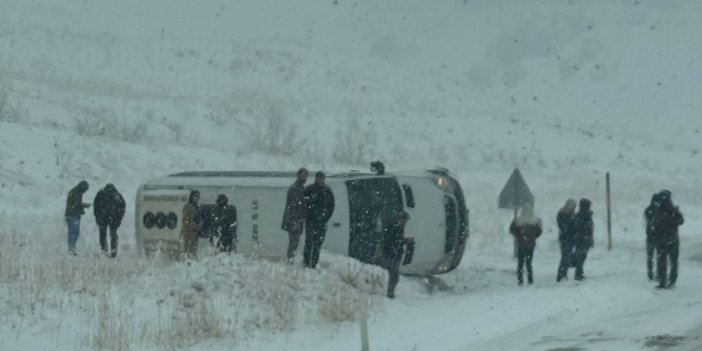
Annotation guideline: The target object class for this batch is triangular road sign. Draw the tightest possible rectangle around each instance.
[498,168,534,209]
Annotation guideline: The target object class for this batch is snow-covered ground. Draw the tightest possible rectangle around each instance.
[1,0,701,350]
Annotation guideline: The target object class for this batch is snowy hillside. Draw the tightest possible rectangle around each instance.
[1,0,701,350]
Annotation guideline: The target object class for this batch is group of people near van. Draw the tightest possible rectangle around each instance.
[180,191,238,259]
[280,168,412,298]
[64,181,126,257]
[509,190,684,289]
[64,176,684,297]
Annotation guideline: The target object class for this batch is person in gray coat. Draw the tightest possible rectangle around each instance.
[282,168,308,263]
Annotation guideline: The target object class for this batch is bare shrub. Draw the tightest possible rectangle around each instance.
[85,296,133,351]
[0,80,25,123]
[319,285,357,323]
[332,113,377,165]
[218,91,306,155]
[250,105,306,155]
[166,290,223,348]
[75,106,149,143]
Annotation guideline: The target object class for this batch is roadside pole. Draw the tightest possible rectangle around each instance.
[606,172,612,251]
[359,296,369,351]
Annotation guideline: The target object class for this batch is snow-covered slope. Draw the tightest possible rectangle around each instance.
[1,0,701,350]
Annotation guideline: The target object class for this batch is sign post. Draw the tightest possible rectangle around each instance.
[498,168,535,257]
[606,172,612,250]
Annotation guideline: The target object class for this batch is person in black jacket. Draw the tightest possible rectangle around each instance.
[556,199,577,282]
[302,172,335,268]
[572,198,594,281]
[383,211,410,298]
[651,190,684,289]
[281,168,308,262]
[65,180,90,255]
[93,183,126,257]
[644,193,662,280]
[213,194,237,254]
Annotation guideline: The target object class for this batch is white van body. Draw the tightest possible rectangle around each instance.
[135,170,468,275]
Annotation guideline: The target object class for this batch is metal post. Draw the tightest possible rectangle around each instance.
[606,172,612,250]
[513,207,518,258]
[360,297,369,351]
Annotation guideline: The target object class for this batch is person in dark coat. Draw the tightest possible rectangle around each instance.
[556,198,577,282]
[281,168,308,262]
[383,211,411,299]
[181,190,202,259]
[509,203,543,285]
[65,180,90,255]
[213,194,237,254]
[651,190,684,289]
[644,193,662,280]
[572,198,594,281]
[93,183,126,257]
[302,171,335,268]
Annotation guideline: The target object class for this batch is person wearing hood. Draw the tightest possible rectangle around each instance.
[572,198,594,281]
[181,190,203,259]
[93,183,126,257]
[651,190,684,289]
[383,211,411,299]
[65,180,91,255]
[556,198,577,282]
[281,168,308,263]
[509,203,543,285]
[644,193,662,280]
[213,194,237,254]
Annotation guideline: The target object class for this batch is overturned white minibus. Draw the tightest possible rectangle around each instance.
[135,169,468,275]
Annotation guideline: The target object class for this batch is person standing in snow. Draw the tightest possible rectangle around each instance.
[93,183,126,257]
[383,211,411,299]
[556,198,577,282]
[509,203,542,285]
[302,171,335,268]
[213,194,237,254]
[65,180,90,255]
[644,193,662,281]
[572,198,594,281]
[181,190,202,259]
[651,190,684,289]
[281,168,308,263]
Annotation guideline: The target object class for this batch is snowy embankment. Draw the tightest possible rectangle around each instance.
[1,0,702,350]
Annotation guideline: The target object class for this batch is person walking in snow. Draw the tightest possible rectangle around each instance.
[65,180,90,255]
[282,168,308,263]
[383,211,411,299]
[93,183,126,257]
[651,190,684,289]
[509,203,543,285]
[302,171,335,268]
[556,198,577,282]
[572,198,594,281]
[213,194,237,254]
[181,190,203,259]
[644,193,662,280]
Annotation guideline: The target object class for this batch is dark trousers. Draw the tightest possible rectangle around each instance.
[98,224,119,257]
[557,240,574,281]
[218,233,236,254]
[574,245,589,279]
[646,240,656,279]
[386,256,401,297]
[303,223,327,268]
[517,247,534,284]
[286,227,303,261]
[656,241,679,287]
